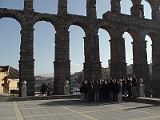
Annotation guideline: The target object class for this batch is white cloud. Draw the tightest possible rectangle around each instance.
[71,62,80,66]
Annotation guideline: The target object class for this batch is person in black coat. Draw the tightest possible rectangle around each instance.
[113,79,119,101]
[127,75,133,97]
[108,79,114,102]
[93,80,100,102]
[80,81,87,101]
[122,77,127,96]
[100,80,105,102]
[86,80,93,102]
[132,74,137,97]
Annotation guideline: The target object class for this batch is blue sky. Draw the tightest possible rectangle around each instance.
[0,0,152,76]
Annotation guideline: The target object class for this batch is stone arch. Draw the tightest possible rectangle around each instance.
[140,29,158,41]
[97,21,117,38]
[147,31,159,44]
[0,15,22,69]
[67,18,87,80]
[0,9,26,27]
[143,0,160,20]
[120,26,136,66]
[120,26,140,40]
[141,0,160,14]
[131,0,157,7]
[142,30,159,63]
[34,20,56,76]
[69,25,85,75]
[66,17,89,34]
[98,27,111,69]
[143,29,159,81]
[145,0,157,10]
[31,13,59,31]
[141,0,152,19]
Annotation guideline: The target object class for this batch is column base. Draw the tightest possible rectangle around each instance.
[152,80,160,98]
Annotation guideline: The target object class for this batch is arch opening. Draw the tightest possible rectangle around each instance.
[96,0,110,19]
[120,0,132,15]
[145,34,152,81]
[0,0,23,10]
[142,0,152,19]
[0,18,21,70]
[34,21,55,78]
[145,35,152,64]
[0,18,21,93]
[145,34,152,79]
[123,32,133,75]
[69,25,85,83]
[34,0,57,14]
[98,28,111,80]
[68,0,86,16]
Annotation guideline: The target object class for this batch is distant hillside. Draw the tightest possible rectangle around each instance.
[36,71,83,78]
[36,73,54,77]
[71,71,84,84]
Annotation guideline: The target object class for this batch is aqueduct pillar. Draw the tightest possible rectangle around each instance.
[58,0,67,15]
[83,0,101,81]
[132,36,150,96]
[53,0,70,94]
[54,29,70,94]
[19,26,35,96]
[19,0,35,96]
[110,35,127,79]
[152,35,160,97]
[131,1,144,18]
[111,0,121,14]
[84,34,102,81]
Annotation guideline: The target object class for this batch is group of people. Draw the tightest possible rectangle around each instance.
[78,74,138,103]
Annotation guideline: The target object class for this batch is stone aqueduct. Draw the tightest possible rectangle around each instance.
[1,0,160,97]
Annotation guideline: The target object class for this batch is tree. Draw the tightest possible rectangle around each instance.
[40,83,48,94]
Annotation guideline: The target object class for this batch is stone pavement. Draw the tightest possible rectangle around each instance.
[0,99,160,120]
[0,94,9,102]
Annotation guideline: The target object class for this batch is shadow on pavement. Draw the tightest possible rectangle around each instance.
[39,99,123,107]
[124,104,158,110]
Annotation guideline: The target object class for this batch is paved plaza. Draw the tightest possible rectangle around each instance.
[0,99,160,120]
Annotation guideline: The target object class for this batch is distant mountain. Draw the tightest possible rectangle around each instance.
[36,71,81,77]
[71,71,84,83]
[36,73,54,77]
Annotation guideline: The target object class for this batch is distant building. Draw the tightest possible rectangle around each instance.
[0,66,19,94]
